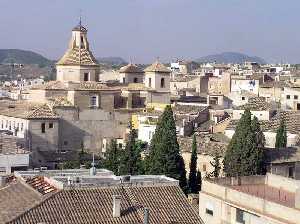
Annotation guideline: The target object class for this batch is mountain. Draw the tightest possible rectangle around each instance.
[196,52,266,64]
[0,49,53,67]
[97,57,127,66]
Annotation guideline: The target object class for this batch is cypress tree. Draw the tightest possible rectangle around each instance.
[119,127,142,175]
[210,151,222,178]
[146,105,187,191]
[223,109,265,177]
[275,119,287,148]
[251,116,265,174]
[196,170,202,192]
[103,139,120,175]
[188,134,198,193]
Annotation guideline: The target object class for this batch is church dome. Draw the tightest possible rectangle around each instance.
[144,60,171,73]
[119,63,143,74]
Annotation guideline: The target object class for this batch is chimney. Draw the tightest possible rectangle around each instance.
[113,195,121,217]
[144,207,150,224]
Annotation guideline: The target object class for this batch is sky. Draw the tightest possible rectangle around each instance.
[1,0,300,64]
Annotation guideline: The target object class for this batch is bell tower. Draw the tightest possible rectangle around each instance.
[56,19,99,82]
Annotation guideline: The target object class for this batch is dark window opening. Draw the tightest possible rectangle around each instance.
[149,78,152,87]
[80,36,84,45]
[49,123,53,129]
[242,97,245,100]
[294,95,298,100]
[123,77,125,83]
[84,73,89,81]
[236,209,245,224]
[41,123,45,133]
[205,208,213,216]
[64,141,68,146]
[133,77,138,83]
[287,95,290,99]
[288,166,295,178]
[160,78,165,88]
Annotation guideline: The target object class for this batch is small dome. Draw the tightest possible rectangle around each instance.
[119,63,143,73]
[72,24,87,32]
[144,60,171,73]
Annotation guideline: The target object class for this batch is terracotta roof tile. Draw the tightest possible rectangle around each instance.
[57,47,99,66]
[8,185,203,224]
[119,64,144,74]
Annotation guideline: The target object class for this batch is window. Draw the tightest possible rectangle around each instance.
[288,166,295,178]
[236,209,245,224]
[81,36,84,45]
[20,123,23,131]
[49,123,53,129]
[90,95,98,108]
[41,123,46,133]
[205,203,214,216]
[160,78,165,88]
[118,143,123,148]
[149,78,152,87]
[133,77,138,83]
[202,164,207,172]
[294,95,298,100]
[287,95,291,99]
[242,97,245,100]
[84,72,89,81]
[123,77,125,83]
[63,141,68,146]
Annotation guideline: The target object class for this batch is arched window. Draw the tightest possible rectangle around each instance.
[133,77,138,83]
[160,78,165,88]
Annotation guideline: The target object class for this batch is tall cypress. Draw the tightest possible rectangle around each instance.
[146,105,187,191]
[119,127,142,175]
[275,119,287,148]
[188,134,198,193]
[223,109,265,177]
[210,151,222,178]
[103,139,120,175]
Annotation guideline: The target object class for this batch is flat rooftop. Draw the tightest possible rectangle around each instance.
[14,169,179,189]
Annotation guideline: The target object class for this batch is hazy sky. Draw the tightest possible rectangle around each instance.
[1,0,300,63]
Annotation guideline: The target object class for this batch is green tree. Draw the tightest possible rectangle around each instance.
[223,110,265,177]
[119,127,143,175]
[196,170,202,192]
[188,135,198,193]
[275,119,287,148]
[103,139,120,174]
[210,151,222,178]
[146,105,187,191]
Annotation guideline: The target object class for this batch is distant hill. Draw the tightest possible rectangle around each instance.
[196,52,266,64]
[0,49,53,67]
[97,57,127,66]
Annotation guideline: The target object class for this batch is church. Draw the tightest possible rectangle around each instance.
[0,21,171,168]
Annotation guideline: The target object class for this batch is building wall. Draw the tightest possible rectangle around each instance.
[28,119,59,152]
[54,107,130,154]
[281,87,300,110]
[56,65,99,82]
[119,72,144,84]
[144,72,170,92]
[259,86,282,103]
[232,109,270,121]
[199,176,300,224]
[231,79,259,95]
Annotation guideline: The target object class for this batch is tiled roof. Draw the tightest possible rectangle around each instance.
[9,185,203,224]
[0,100,59,120]
[0,181,43,224]
[144,61,171,73]
[173,105,208,115]
[264,147,300,164]
[227,111,300,134]
[235,97,272,111]
[119,64,144,74]
[57,47,99,66]
[178,134,228,156]
[0,133,27,154]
